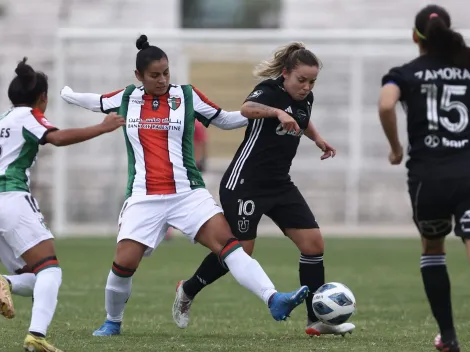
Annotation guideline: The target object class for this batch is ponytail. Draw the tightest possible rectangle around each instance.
[253,42,321,79]
[415,5,470,68]
[426,16,470,67]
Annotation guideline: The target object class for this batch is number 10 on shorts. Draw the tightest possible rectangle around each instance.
[238,199,255,217]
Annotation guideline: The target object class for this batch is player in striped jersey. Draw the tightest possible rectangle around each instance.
[0,58,125,352]
[173,43,355,337]
[60,34,310,336]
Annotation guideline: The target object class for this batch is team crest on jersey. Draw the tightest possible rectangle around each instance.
[152,98,160,110]
[168,96,181,110]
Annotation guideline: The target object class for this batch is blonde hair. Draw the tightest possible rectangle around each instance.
[253,42,321,79]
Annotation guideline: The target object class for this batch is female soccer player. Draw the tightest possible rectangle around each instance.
[379,5,470,352]
[173,42,356,337]
[0,58,125,352]
[60,34,309,337]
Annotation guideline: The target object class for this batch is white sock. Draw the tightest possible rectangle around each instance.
[105,271,132,323]
[4,273,36,297]
[224,247,277,305]
[29,267,62,336]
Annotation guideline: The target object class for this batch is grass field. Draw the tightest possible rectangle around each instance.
[1,237,469,351]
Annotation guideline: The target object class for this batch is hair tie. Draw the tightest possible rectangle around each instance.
[429,13,439,19]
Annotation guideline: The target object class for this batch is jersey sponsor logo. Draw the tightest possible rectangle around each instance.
[248,90,263,99]
[424,135,440,148]
[424,134,469,149]
[127,117,182,131]
[276,123,304,137]
[168,96,181,110]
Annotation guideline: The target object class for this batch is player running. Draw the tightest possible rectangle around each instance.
[0,58,125,352]
[60,34,309,336]
[379,5,470,352]
[172,42,356,337]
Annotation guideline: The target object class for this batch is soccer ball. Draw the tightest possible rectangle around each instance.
[312,282,356,325]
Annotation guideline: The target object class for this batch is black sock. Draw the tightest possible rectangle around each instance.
[29,331,45,338]
[183,252,229,298]
[420,254,456,342]
[299,253,325,323]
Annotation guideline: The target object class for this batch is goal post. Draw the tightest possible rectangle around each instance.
[51,28,470,237]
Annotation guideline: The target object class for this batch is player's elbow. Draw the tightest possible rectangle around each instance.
[45,131,66,146]
[378,100,396,116]
[240,102,257,118]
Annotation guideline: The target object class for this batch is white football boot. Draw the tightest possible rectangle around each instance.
[172,280,194,329]
[305,319,355,337]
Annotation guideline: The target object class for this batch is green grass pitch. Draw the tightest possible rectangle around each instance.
[1,237,469,351]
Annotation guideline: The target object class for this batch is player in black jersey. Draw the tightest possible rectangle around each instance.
[379,5,470,352]
[173,43,356,337]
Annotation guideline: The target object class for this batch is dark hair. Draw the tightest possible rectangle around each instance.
[415,5,470,67]
[8,58,48,106]
[135,34,168,73]
[254,42,322,78]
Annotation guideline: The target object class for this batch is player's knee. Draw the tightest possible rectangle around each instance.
[114,239,146,270]
[421,237,445,255]
[290,228,324,255]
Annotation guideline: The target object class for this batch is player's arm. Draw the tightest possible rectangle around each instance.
[379,67,407,163]
[192,86,248,130]
[241,86,300,134]
[379,83,402,152]
[60,86,124,114]
[26,109,125,147]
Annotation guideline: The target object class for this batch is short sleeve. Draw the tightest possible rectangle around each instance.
[24,109,58,145]
[381,66,409,101]
[192,86,221,127]
[100,89,124,113]
[244,82,277,106]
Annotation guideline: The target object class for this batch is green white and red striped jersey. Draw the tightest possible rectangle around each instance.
[101,84,220,197]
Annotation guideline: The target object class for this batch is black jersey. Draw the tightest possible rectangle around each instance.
[382,55,470,179]
[221,77,313,191]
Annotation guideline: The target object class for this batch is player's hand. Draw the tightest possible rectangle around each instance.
[100,112,126,132]
[277,110,301,135]
[315,139,336,160]
[388,145,403,165]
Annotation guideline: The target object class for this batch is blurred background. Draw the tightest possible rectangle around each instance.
[1,0,468,237]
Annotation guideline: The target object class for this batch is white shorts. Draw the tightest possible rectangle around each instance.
[0,192,53,272]
[117,188,223,256]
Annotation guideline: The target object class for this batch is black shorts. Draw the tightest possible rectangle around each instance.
[219,184,319,240]
[408,178,470,239]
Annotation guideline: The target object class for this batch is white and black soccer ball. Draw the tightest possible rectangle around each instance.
[312,282,356,325]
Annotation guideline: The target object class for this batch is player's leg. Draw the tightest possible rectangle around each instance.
[173,190,262,328]
[266,186,354,336]
[0,236,36,298]
[180,190,260,298]
[409,179,459,351]
[93,197,167,336]
[169,189,308,322]
[0,192,63,351]
[175,239,255,328]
